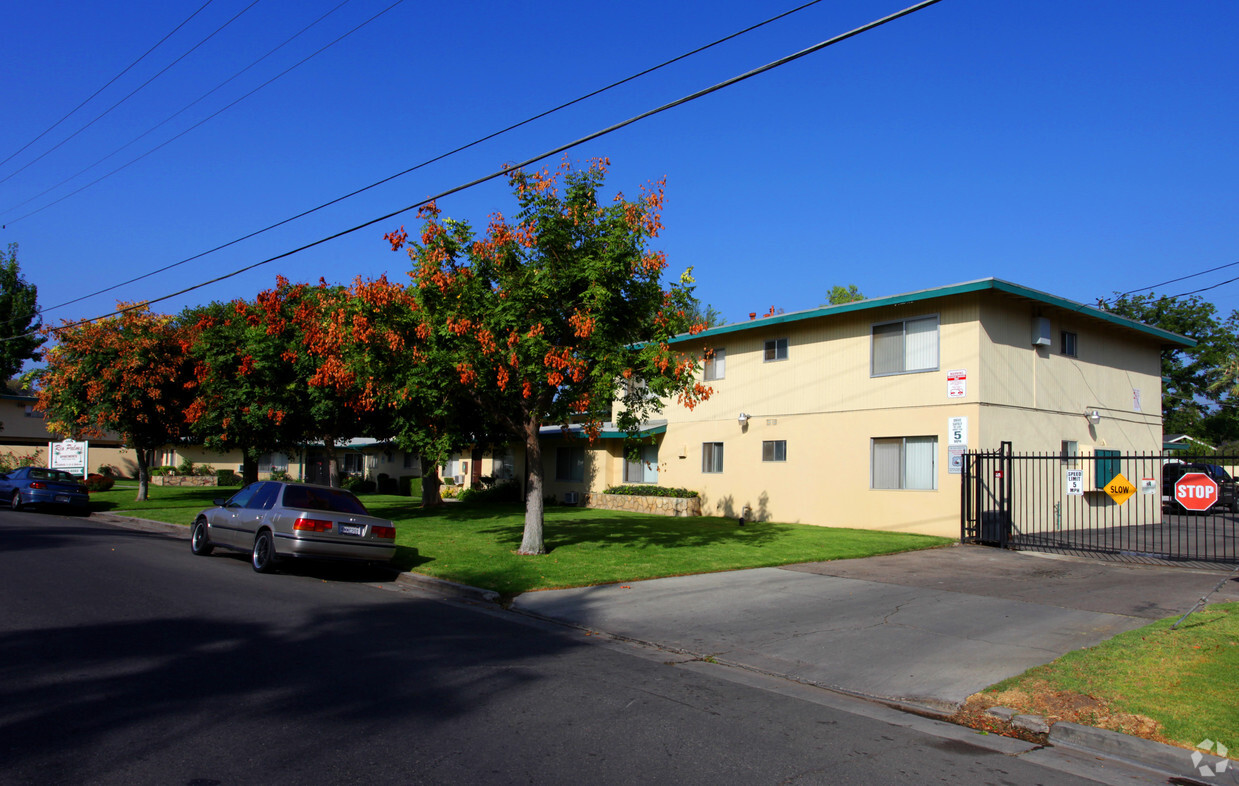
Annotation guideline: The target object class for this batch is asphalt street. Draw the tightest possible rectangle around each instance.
[0,510,1157,785]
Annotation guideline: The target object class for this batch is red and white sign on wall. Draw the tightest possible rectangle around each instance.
[947,369,966,398]
[1174,472,1219,512]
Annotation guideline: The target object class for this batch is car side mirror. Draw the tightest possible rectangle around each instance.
[212,498,227,507]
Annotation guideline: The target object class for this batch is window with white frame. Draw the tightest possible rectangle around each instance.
[762,440,787,462]
[702,442,724,473]
[492,447,515,480]
[871,436,937,490]
[704,348,726,381]
[871,316,939,376]
[555,446,585,482]
[258,452,289,473]
[624,444,659,483]
[342,453,364,474]
[1061,330,1078,357]
[764,338,788,362]
[1060,440,1078,467]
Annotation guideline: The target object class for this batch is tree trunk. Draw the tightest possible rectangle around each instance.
[324,437,339,488]
[518,420,545,555]
[135,448,151,502]
[241,448,259,485]
[419,452,442,507]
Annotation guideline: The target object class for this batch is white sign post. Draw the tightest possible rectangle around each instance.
[50,439,88,477]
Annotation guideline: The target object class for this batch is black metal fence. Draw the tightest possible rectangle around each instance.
[961,446,1239,565]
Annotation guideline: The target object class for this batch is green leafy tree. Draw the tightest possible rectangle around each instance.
[35,304,196,500]
[184,279,376,487]
[826,284,865,305]
[386,160,710,553]
[1105,292,1238,440]
[0,244,45,387]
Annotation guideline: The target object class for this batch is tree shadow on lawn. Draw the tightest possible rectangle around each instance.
[482,509,794,553]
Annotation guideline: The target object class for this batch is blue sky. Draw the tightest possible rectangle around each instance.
[4,0,1237,347]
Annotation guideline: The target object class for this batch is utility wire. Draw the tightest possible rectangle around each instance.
[26,0,826,317]
[0,0,357,220]
[0,0,216,170]
[39,0,946,338]
[0,0,263,188]
[3,0,407,228]
[1099,260,1239,306]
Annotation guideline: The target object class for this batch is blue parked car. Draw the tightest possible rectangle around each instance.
[0,467,90,512]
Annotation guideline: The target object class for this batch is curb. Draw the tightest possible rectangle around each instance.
[89,511,499,604]
[1050,721,1229,779]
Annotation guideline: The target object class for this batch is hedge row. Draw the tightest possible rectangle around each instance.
[602,485,698,498]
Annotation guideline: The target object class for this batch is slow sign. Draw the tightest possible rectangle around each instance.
[1174,472,1219,512]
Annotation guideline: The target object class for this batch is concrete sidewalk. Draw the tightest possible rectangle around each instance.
[511,545,1239,712]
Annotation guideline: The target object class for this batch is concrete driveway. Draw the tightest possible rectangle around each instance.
[511,545,1239,710]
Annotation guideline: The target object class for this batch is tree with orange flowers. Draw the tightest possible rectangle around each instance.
[388,159,710,554]
[184,279,377,487]
[35,304,196,500]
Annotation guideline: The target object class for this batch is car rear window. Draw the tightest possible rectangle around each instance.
[31,469,75,482]
[281,485,369,515]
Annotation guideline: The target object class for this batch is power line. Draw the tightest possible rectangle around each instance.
[2,0,408,228]
[0,0,263,189]
[1101,260,1239,305]
[38,0,946,338]
[25,0,826,316]
[0,0,217,170]
[0,0,358,220]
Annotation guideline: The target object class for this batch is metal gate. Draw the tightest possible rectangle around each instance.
[961,447,1239,565]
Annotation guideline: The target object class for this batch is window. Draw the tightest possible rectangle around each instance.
[871,436,937,490]
[258,452,288,473]
[403,452,420,472]
[764,338,788,362]
[702,442,724,473]
[341,453,364,474]
[492,448,515,480]
[1061,330,1078,357]
[555,446,585,482]
[24,404,42,419]
[704,348,726,381]
[871,316,939,376]
[762,440,787,462]
[1060,440,1078,467]
[624,444,659,483]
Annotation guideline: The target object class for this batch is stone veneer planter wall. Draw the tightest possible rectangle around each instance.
[150,475,217,487]
[587,492,701,518]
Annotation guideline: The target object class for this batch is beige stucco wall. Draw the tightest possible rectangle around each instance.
[574,289,1170,538]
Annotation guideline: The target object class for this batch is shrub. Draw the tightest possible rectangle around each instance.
[215,468,241,486]
[269,469,291,481]
[356,479,376,494]
[377,473,397,494]
[463,479,521,504]
[84,473,115,492]
[97,464,119,477]
[149,465,178,477]
[398,476,418,496]
[603,485,698,498]
[177,458,195,476]
[194,464,216,476]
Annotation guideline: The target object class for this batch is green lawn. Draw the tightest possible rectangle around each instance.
[966,602,1239,751]
[91,485,951,595]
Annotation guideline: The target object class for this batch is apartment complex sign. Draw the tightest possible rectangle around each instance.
[50,439,88,476]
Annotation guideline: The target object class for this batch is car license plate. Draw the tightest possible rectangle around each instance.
[55,494,70,504]
[339,524,363,536]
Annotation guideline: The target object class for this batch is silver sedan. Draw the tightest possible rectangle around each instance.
[191,481,397,573]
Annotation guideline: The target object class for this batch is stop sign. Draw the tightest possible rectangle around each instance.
[1174,472,1219,511]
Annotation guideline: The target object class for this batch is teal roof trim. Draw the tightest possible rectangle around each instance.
[672,278,1195,349]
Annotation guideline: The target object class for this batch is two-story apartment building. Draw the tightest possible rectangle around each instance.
[538,278,1191,537]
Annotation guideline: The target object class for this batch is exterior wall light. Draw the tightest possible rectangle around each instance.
[738,412,750,426]
[1086,409,1102,426]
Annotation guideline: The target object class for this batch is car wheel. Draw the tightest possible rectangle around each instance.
[190,518,214,556]
[10,491,21,511]
[251,530,277,574]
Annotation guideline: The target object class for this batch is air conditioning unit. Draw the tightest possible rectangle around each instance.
[563,491,579,505]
